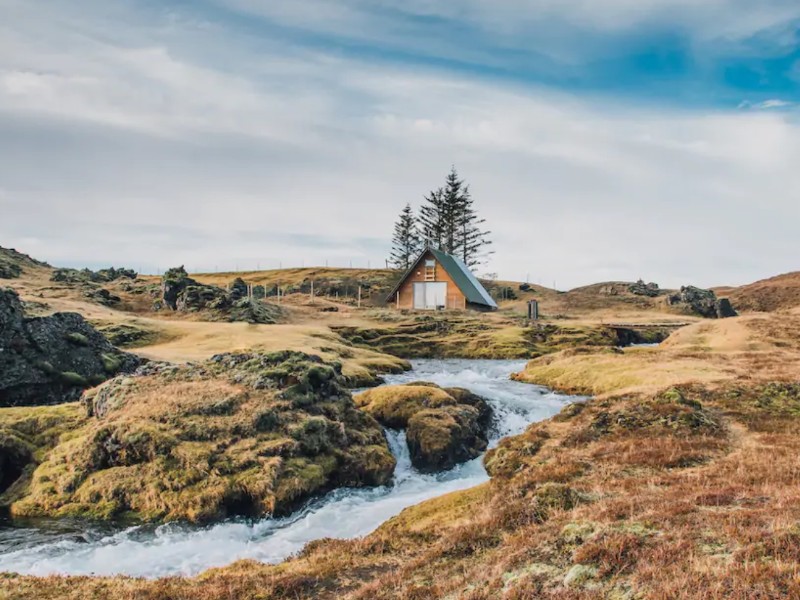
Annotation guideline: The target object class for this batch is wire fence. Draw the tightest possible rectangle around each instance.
[138,258,397,277]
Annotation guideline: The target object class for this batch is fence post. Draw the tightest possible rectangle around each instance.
[310,280,315,304]
[358,286,362,308]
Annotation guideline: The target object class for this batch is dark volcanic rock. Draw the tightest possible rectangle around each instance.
[0,288,141,407]
[51,267,136,284]
[715,298,738,319]
[0,247,48,279]
[159,266,283,324]
[667,286,733,318]
[628,279,660,297]
[83,288,121,307]
[229,277,249,301]
[161,266,195,310]
[0,263,21,279]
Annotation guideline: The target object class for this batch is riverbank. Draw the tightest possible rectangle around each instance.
[0,360,572,578]
[5,312,800,599]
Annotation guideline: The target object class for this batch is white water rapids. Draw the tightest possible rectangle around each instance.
[0,359,579,578]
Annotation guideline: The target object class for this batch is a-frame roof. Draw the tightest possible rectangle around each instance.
[387,247,498,309]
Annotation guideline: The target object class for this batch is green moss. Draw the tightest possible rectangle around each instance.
[35,361,56,375]
[65,332,90,346]
[100,353,122,374]
[563,564,598,588]
[59,372,88,387]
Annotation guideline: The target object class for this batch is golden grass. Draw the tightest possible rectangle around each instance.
[515,313,800,397]
[354,385,456,428]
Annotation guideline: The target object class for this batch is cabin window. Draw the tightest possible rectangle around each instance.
[424,260,436,281]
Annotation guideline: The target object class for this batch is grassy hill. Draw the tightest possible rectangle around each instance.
[724,271,800,313]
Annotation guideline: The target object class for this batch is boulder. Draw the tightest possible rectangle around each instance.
[628,279,660,297]
[229,277,249,301]
[83,288,121,307]
[667,286,734,318]
[0,288,141,407]
[159,266,284,324]
[407,404,488,472]
[355,383,492,472]
[716,298,738,319]
[0,263,21,279]
[160,266,195,310]
[51,267,137,284]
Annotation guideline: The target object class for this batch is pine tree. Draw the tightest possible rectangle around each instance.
[418,187,446,250]
[389,203,422,270]
[455,184,493,268]
[419,167,492,267]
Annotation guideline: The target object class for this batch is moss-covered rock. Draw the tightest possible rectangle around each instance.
[8,351,395,524]
[0,403,87,502]
[407,405,488,472]
[0,288,140,407]
[355,383,492,472]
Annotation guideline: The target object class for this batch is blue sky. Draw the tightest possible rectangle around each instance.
[1,0,799,287]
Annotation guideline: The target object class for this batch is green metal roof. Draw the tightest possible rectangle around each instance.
[387,247,498,309]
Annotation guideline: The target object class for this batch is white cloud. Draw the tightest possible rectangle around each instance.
[0,0,799,288]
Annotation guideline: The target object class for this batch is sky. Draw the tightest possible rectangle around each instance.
[1,0,799,289]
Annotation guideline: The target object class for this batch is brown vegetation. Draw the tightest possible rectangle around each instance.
[7,379,800,599]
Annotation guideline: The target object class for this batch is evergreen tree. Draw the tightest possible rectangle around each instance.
[454,184,493,268]
[418,187,446,250]
[418,167,492,267]
[389,203,422,270]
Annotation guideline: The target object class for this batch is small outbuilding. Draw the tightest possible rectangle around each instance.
[386,247,498,311]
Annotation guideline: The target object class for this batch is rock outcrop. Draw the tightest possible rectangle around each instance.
[159,266,284,324]
[51,267,137,284]
[355,383,492,472]
[6,351,395,523]
[628,279,660,297]
[667,286,738,319]
[0,247,49,279]
[0,288,140,407]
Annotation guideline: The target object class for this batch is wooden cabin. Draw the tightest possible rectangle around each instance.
[386,248,498,311]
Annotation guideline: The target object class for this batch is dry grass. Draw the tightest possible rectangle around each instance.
[12,381,800,599]
[515,313,800,397]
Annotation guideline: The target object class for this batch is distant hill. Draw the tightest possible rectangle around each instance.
[0,246,50,278]
[725,272,800,312]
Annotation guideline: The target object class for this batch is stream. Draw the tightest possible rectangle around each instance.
[0,359,580,578]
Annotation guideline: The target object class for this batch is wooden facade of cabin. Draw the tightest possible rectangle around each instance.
[394,250,467,310]
[387,248,498,312]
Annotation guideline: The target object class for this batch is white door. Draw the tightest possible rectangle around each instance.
[413,283,426,309]
[413,282,447,309]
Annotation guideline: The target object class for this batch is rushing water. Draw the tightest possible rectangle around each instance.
[0,359,579,578]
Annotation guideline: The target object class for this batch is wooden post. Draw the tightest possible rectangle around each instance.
[358,286,362,308]
[310,280,315,304]
[396,292,400,309]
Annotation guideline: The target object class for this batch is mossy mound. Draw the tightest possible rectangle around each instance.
[355,383,492,472]
[334,315,661,360]
[407,405,488,472]
[0,404,87,501]
[7,351,395,523]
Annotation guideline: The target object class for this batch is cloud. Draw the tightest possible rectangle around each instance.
[1,0,799,288]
